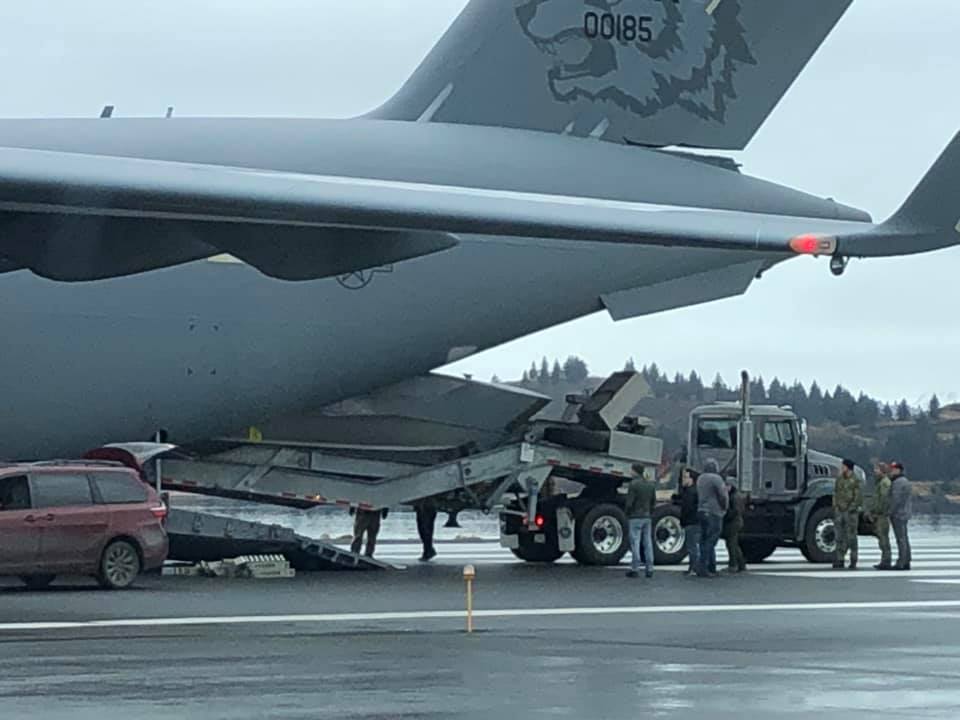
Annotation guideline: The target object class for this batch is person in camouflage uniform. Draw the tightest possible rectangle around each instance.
[832,459,863,569]
[722,480,747,573]
[869,462,893,570]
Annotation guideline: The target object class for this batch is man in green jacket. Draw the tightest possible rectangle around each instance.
[833,459,863,569]
[869,463,893,570]
[625,464,657,579]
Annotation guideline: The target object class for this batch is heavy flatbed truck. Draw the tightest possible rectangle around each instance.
[141,370,862,568]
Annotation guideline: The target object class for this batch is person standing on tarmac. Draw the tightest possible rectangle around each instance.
[696,458,728,577]
[889,461,913,570]
[625,464,657,579]
[415,496,439,562]
[722,479,747,573]
[673,468,700,576]
[832,459,862,569]
[869,462,893,570]
[350,507,387,558]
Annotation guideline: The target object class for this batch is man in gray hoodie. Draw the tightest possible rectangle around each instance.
[889,461,913,570]
[696,458,728,577]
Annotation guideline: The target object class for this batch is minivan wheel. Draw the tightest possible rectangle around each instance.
[98,540,141,590]
[20,574,55,590]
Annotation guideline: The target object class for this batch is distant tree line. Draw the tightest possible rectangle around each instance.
[517,356,590,386]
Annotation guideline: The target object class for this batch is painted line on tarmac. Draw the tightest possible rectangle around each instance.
[3,600,960,632]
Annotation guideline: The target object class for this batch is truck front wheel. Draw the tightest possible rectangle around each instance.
[652,505,687,565]
[802,506,836,564]
[572,504,629,566]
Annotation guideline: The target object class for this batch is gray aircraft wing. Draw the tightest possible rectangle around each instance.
[0,133,957,281]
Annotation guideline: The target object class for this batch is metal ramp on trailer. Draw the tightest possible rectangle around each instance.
[165,509,396,571]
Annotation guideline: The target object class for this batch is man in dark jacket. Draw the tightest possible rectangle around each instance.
[625,464,657,578]
[889,461,913,570]
[696,458,728,577]
[673,468,700,576]
[415,496,439,562]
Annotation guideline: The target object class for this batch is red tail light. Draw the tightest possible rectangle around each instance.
[534,513,546,529]
[151,505,168,525]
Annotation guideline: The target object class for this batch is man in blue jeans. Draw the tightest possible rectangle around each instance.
[625,464,657,578]
[696,458,728,577]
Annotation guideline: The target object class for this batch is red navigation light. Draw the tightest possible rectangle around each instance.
[789,234,837,256]
[534,513,546,529]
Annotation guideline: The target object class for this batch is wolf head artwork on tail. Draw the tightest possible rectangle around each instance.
[516,0,755,125]
[371,0,852,149]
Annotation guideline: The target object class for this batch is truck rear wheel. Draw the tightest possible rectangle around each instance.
[739,539,778,564]
[572,504,628,566]
[652,505,686,565]
[802,506,836,564]
[511,535,563,563]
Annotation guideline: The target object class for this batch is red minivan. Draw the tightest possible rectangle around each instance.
[0,461,168,589]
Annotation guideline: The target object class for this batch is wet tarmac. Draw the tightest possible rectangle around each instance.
[2,537,959,719]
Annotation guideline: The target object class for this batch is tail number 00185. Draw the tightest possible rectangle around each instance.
[584,12,654,42]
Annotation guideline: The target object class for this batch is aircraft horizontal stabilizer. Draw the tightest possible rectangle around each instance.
[831,131,960,259]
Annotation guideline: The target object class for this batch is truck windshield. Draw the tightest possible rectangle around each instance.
[696,419,738,449]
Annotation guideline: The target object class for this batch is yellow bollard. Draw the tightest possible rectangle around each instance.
[463,564,476,633]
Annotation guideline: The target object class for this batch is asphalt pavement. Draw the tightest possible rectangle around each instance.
[2,538,959,720]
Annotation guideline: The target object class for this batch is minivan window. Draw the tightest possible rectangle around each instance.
[92,472,148,504]
[30,473,94,508]
[0,475,30,511]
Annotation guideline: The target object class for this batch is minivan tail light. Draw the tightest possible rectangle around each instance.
[151,505,168,525]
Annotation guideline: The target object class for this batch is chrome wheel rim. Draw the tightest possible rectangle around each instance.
[590,515,624,555]
[105,543,139,587]
[655,515,685,555]
[815,518,836,554]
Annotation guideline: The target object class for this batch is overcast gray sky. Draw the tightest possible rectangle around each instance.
[5,1,958,405]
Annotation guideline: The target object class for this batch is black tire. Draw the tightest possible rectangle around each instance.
[652,505,687,566]
[510,535,563,563]
[572,503,629,566]
[97,540,142,589]
[739,538,778,564]
[19,574,55,590]
[802,506,836,564]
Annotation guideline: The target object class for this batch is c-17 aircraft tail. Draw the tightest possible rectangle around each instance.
[369,0,853,149]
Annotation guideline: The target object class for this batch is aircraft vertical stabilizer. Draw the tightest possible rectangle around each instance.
[369,0,852,150]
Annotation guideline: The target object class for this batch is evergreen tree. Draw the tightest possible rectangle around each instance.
[896,399,912,422]
[646,363,661,384]
[750,376,768,403]
[768,378,786,405]
[881,403,894,421]
[550,360,562,384]
[528,361,538,382]
[521,370,529,383]
[806,381,823,424]
[624,357,637,372]
[688,370,705,401]
[539,357,550,383]
[929,394,942,420]
[855,392,880,429]
[491,374,501,384]
[563,356,589,384]
[712,373,726,398]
